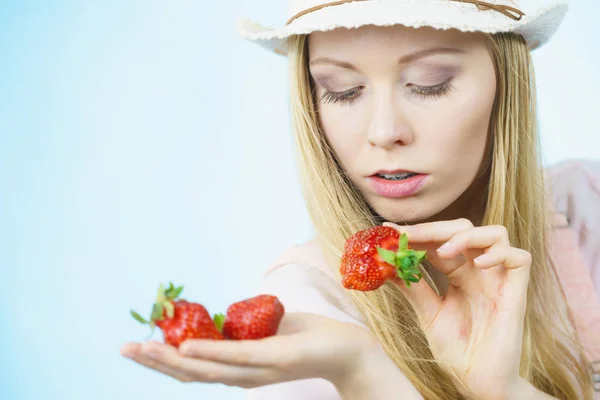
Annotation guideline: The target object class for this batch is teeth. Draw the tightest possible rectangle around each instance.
[378,172,416,180]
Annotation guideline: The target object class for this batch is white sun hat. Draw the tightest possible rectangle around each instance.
[238,0,569,55]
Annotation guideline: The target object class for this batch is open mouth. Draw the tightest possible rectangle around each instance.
[375,172,419,181]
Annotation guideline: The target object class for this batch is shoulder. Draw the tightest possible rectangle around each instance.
[545,159,600,286]
[545,159,600,201]
[258,239,367,327]
[263,238,335,279]
[545,159,600,224]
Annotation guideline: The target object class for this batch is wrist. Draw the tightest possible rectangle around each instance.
[330,340,423,400]
[327,335,381,390]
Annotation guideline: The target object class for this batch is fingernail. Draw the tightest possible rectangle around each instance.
[121,351,135,359]
[437,243,452,254]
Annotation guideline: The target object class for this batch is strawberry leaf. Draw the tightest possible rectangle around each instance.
[396,250,411,259]
[400,256,414,270]
[406,275,421,283]
[151,303,164,321]
[164,282,179,300]
[171,285,183,299]
[213,313,226,332]
[414,250,427,262]
[399,233,408,251]
[156,283,167,303]
[163,301,175,319]
[130,310,149,325]
[377,247,397,266]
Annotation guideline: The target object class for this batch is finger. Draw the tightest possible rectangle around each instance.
[384,218,474,244]
[121,341,195,383]
[139,340,277,388]
[385,220,469,276]
[436,225,510,260]
[385,220,475,288]
[418,224,509,289]
[488,250,532,343]
[120,342,141,358]
[483,246,531,304]
[469,245,531,330]
[180,335,297,368]
[391,276,443,328]
[473,245,531,270]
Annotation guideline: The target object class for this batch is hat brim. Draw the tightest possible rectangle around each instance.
[238,0,568,55]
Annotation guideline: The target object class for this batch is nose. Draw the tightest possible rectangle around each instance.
[367,88,414,149]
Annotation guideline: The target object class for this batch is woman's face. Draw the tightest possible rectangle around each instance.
[308,25,497,223]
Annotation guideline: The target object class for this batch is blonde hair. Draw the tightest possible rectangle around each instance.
[287,31,593,399]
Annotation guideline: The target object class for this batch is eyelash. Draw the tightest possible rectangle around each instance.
[321,87,362,105]
[408,79,455,101]
[320,78,455,105]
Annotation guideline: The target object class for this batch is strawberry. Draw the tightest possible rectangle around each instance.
[340,226,427,291]
[215,294,285,340]
[130,282,224,347]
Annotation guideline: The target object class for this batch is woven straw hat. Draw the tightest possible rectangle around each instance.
[238,0,569,55]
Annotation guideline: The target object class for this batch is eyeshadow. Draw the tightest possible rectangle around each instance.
[401,64,461,84]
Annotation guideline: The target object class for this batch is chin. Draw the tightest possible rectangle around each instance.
[368,195,449,224]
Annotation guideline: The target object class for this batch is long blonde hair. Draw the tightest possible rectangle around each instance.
[287,31,592,399]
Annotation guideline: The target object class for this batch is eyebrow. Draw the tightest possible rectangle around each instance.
[309,47,467,71]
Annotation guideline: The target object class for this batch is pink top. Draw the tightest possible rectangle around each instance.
[245,159,600,399]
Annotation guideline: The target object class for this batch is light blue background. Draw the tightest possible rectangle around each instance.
[1,1,598,399]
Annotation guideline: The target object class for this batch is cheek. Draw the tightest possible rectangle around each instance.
[417,79,495,171]
[318,103,366,169]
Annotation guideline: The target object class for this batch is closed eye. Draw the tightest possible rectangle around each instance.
[320,86,363,105]
[407,78,455,100]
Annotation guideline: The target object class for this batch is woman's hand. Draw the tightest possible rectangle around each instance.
[384,218,532,400]
[120,312,377,390]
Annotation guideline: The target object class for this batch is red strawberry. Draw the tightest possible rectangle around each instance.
[131,282,224,347]
[340,225,427,291]
[215,294,285,340]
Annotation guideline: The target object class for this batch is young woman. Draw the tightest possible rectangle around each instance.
[120,0,600,398]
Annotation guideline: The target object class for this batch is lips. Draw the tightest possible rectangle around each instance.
[368,173,428,197]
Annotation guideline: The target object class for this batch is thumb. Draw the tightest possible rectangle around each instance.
[391,275,442,328]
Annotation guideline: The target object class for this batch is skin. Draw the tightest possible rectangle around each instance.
[120,26,556,400]
[309,25,495,227]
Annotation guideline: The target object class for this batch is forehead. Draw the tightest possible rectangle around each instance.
[307,25,486,58]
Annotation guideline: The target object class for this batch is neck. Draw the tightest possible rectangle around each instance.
[422,168,489,227]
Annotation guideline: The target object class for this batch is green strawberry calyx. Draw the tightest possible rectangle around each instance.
[213,313,226,333]
[376,233,427,288]
[130,282,184,337]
